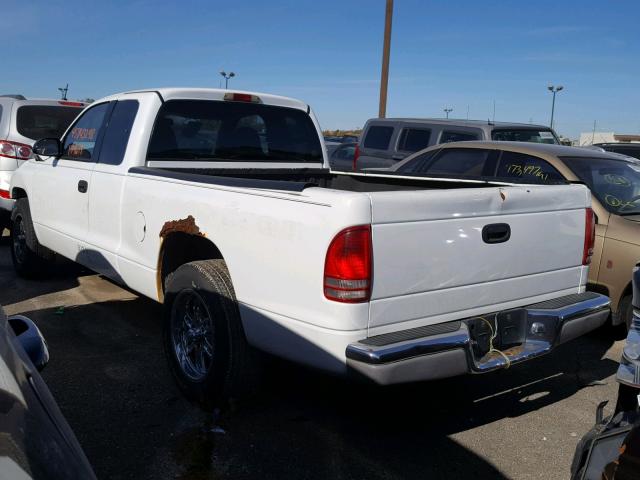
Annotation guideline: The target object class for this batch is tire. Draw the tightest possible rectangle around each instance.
[620,294,633,331]
[10,198,55,279]
[163,260,260,407]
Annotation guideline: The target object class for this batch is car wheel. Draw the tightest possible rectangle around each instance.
[10,198,55,278]
[163,260,260,407]
[620,294,633,331]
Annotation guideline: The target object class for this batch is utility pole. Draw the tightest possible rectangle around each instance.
[58,84,69,100]
[444,108,453,119]
[378,0,393,118]
[548,84,564,129]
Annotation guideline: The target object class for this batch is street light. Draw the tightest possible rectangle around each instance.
[220,71,235,89]
[58,83,69,100]
[443,107,453,119]
[547,85,564,130]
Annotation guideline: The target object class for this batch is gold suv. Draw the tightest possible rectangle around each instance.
[390,141,640,328]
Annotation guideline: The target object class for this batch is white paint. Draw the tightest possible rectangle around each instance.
[10,88,593,374]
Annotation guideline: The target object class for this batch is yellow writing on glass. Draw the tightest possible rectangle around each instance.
[604,194,638,210]
[603,174,631,187]
[506,164,548,181]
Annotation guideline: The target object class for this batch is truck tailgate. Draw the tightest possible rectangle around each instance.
[368,184,590,331]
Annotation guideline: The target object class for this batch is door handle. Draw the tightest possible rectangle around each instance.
[78,180,88,193]
[482,223,511,244]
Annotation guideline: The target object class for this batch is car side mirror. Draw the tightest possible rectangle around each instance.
[9,315,49,371]
[32,138,62,160]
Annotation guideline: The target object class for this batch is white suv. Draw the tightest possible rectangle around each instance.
[0,95,86,230]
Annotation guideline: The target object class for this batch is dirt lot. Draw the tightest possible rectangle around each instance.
[0,231,626,479]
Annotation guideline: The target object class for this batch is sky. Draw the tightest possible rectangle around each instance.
[3,0,639,139]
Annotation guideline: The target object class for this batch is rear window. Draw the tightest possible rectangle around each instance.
[398,128,431,152]
[491,128,558,144]
[440,131,480,143]
[363,126,394,150]
[147,100,323,164]
[16,105,82,141]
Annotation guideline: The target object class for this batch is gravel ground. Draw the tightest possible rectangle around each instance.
[0,231,626,479]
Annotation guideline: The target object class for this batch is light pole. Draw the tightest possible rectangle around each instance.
[58,84,69,100]
[547,85,563,129]
[220,71,235,89]
[444,107,453,119]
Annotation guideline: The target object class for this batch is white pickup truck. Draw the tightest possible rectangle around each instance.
[9,88,609,404]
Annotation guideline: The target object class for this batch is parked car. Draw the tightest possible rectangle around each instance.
[387,140,640,328]
[328,142,358,171]
[9,88,608,405]
[0,95,86,231]
[0,307,96,479]
[594,142,640,161]
[356,118,560,169]
[571,262,640,480]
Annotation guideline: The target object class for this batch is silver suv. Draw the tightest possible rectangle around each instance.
[356,118,560,169]
[0,95,86,230]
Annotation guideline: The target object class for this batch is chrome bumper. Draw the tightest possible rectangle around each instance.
[616,310,640,387]
[347,292,610,385]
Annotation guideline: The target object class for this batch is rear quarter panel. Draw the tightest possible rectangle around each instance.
[118,176,373,331]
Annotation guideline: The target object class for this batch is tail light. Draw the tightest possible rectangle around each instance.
[0,140,32,160]
[324,225,372,303]
[0,189,9,199]
[583,207,595,265]
[352,144,360,171]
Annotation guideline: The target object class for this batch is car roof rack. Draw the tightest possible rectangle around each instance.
[0,94,27,100]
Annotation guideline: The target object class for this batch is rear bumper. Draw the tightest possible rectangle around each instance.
[346,292,610,385]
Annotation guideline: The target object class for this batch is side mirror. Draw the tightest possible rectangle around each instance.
[32,138,62,160]
[8,315,49,371]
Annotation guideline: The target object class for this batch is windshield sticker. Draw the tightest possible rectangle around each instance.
[70,127,97,141]
[539,131,554,139]
[506,164,549,181]
[604,173,631,187]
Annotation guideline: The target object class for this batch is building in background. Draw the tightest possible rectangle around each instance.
[578,131,640,146]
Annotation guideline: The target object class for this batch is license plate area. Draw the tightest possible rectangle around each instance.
[467,309,527,358]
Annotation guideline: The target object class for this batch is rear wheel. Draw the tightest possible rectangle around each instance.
[10,198,55,278]
[163,260,259,407]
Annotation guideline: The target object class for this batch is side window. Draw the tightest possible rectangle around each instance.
[397,128,431,152]
[363,126,394,150]
[97,100,139,165]
[496,151,565,184]
[62,103,110,161]
[419,148,492,178]
[440,131,479,143]
[395,149,439,173]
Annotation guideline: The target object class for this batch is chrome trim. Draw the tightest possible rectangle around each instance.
[616,311,640,387]
[346,326,470,365]
[347,293,610,374]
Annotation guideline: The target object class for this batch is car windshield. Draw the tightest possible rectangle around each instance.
[147,100,323,164]
[16,105,83,141]
[562,156,640,215]
[491,128,558,144]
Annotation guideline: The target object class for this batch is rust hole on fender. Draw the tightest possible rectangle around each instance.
[160,215,204,238]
